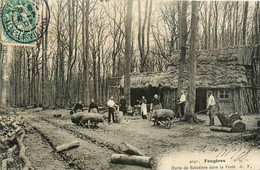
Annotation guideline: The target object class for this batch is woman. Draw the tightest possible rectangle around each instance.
[140,96,148,119]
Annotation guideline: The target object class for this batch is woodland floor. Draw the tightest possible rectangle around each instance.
[1,107,260,170]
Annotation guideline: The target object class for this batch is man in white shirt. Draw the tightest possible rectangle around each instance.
[178,90,186,119]
[107,96,117,123]
[207,92,216,126]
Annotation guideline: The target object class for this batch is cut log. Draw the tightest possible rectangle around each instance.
[55,140,80,152]
[2,158,14,170]
[115,111,123,124]
[153,109,175,119]
[71,112,104,125]
[111,154,154,168]
[210,126,232,132]
[118,142,145,156]
[231,120,246,132]
[227,113,242,124]
[216,113,229,127]
[17,129,32,170]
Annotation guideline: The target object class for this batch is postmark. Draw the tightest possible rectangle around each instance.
[1,0,50,43]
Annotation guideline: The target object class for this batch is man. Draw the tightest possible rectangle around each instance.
[73,100,83,113]
[119,96,127,115]
[179,90,186,119]
[88,98,99,113]
[107,96,117,123]
[207,92,216,126]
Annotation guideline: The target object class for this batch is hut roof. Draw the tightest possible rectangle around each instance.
[130,63,249,89]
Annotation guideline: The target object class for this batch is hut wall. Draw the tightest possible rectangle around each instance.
[161,88,177,110]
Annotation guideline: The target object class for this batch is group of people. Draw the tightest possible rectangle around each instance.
[176,90,216,126]
[72,90,216,126]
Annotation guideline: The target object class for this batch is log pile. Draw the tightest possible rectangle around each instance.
[111,142,154,168]
[71,112,104,128]
[211,112,246,133]
[0,113,32,170]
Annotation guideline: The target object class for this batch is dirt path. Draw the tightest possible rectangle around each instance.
[15,109,260,170]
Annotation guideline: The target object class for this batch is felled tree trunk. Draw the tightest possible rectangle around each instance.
[118,142,145,156]
[111,154,154,168]
[210,126,232,132]
[55,140,80,152]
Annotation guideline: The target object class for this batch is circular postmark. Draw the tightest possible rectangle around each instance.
[1,0,50,43]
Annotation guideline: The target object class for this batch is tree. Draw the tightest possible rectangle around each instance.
[242,1,249,45]
[177,1,188,103]
[124,0,133,105]
[186,1,199,123]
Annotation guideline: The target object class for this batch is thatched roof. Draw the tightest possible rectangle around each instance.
[130,63,249,89]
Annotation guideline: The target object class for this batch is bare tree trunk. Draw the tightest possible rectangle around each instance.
[214,1,218,48]
[177,1,188,99]
[124,0,133,106]
[187,1,199,123]
[242,1,248,45]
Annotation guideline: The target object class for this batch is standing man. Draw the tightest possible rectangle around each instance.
[119,96,127,115]
[88,98,99,113]
[207,92,216,126]
[107,96,117,123]
[179,90,186,119]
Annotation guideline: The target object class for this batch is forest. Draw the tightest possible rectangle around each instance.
[0,0,259,109]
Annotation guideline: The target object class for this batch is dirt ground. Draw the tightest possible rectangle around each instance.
[3,108,260,170]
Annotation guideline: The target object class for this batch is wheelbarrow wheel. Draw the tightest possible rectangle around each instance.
[165,117,171,129]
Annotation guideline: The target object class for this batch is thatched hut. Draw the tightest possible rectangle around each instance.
[128,46,260,115]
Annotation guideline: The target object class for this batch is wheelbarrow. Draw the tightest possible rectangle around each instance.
[152,109,175,129]
[152,115,173,129]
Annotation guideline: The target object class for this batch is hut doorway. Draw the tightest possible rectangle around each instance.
[195,88,207,114]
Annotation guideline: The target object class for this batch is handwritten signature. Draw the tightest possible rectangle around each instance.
[194,144,254,163]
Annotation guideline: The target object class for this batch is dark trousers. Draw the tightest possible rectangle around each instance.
[108,107,115,123]
[208,105,215,125]
[180,102,186,118]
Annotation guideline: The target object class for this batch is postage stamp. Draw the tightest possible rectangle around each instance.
[1,0,50,44]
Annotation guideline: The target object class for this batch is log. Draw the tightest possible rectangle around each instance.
[2,158,14,170]
[227,113,242,124]
[231,120,246,132]
[216,113,229,127]
[115,111,123,124]
[111,154,154,168]
[118,142,145,156]
[153,109,175,119]
[55,140,80,152]
[210,126,232,132]
[71,112,104,125]
[17,129,32,170]
[8,144,17,154]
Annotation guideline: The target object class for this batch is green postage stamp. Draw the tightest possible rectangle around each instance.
[0,0,50,46]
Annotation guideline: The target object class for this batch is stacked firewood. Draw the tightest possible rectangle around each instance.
[0,114,31,170]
